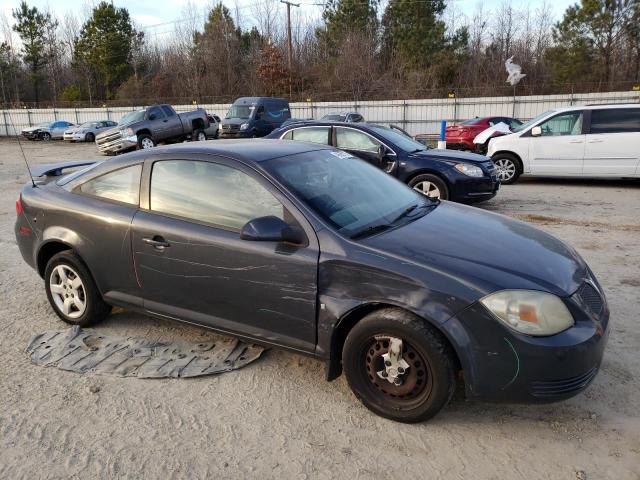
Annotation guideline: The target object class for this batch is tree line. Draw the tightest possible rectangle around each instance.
[0,0,638,107]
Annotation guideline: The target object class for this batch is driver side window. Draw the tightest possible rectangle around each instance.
[538,112,583,136]
[335,128,380,152]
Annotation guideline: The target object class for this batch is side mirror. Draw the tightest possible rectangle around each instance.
[240,216,305,244]
[531,126,542,137]
[377,144,387,161]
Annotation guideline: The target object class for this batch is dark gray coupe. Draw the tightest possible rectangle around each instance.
[15,140,609,422]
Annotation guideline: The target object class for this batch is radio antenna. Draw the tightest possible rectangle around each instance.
[6,110,36,187]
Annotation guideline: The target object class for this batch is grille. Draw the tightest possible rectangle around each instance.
[96,131,122,145]
[530,367,598,397]
[575,282,604,316]
[222,124,239,132]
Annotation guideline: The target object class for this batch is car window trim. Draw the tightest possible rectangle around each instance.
[334,125,397,156]
[72,162,143,207]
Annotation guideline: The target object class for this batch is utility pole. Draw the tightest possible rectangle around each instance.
[280,0,299,99]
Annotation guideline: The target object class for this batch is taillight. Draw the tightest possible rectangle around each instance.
[16,194,24,216]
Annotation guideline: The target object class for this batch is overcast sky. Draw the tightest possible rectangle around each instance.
[2,0,576,38]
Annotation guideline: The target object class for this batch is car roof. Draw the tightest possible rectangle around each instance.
[122,139,331,164]
[552,103,639,112]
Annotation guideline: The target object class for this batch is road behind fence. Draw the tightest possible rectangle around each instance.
[1,90,638,137]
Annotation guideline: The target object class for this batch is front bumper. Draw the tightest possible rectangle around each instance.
[219,130,251,138]
[448,171,500,203]
[21,131,40,140]
[442,282,609,403]
[96,135,137,154]
[64,132,87,141]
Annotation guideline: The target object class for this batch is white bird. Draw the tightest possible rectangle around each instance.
[505,56,526,86]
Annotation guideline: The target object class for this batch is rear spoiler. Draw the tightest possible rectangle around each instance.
[31,160,99,178]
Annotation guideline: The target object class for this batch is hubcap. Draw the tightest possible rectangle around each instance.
[364,335,432,401]
[413,181,441,198]
[141,138,154,149]
[42,134,50,141]
[494,159,516,181]
[49,265,86,319]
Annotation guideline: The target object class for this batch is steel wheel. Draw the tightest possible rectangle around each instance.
[363,335,433,406]
[413,181,441,199]
[494,158,517,182]
[141,137,155,149]
[49,265,87,319]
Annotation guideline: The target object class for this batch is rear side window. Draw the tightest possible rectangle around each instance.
[287,127,330,145]
[161,106,176,117]
[79,164,142,205]
[150,160,284,230]
[590,108,640,134]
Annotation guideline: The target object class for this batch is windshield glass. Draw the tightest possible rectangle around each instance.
[263,150,428,238]
[322,114,345,121]
[225,104,253,119]
[119,111,145,125]
[368,125,427,152]
[512,110,555,133]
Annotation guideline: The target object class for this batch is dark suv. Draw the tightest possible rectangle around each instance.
[267,122,500,202]
[220,97,291,138]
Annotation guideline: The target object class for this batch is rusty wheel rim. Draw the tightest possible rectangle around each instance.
[363,335,433,406]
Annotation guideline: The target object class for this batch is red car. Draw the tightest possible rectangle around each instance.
[446,117,522,152]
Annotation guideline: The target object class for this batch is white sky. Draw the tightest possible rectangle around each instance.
[2,0,576,40]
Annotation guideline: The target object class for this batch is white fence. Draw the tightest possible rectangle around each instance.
[1,90,638,137]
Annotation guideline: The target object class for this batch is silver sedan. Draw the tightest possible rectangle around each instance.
[63,120,118,143]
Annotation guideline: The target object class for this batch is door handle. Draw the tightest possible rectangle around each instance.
[569,139,583,143]
[143,236,170,249]
[588,139,603,143]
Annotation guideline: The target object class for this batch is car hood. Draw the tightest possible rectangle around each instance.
[22,126,45,132]
[410,149,489,164]
[222,118,250,126]
[361,202,587,298]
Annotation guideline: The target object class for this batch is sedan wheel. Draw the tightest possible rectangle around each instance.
[49,265,87,320]
[413,181,441,199]
[494,158,517,182]
[41,132,51,141]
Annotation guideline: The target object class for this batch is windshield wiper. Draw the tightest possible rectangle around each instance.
[350,223,394,240]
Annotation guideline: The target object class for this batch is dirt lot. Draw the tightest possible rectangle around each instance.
[1,138,638,479]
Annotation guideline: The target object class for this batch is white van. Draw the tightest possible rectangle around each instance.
[487,104,640,183]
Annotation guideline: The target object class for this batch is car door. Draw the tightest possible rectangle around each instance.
[52,121,68,138]
[583,107,640,176]
[131,155,319,352]
[529,110,585,176]
[160,105,184,138]
[334,126,383,168]
[146,106,168,138]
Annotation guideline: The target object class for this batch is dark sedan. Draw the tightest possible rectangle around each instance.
[15,141,608,423]
[266,121,500,203]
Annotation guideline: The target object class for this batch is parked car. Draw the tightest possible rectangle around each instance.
[488,104,640,184]
[95,104,209,155]
[219,97,291,138]
[21,121,75,141]
[446,117,522,152]
[320,111,364,122]
[63,120,118,143]
[267,121,500,202]
[204,114,221,139]
[14,140,609,423]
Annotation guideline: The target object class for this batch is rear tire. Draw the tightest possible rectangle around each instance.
[193,129,206,141]
[137,134,156,150]
[44,251,111,327]
[408,174,449,200]
[492,153,522,184]
[342,308,456,423]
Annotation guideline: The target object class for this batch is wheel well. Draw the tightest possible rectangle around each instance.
[192,118,205,130]
[136,129,151,138]
[491,150,522,168]
[406,169,450,188]
[37,241,72,277]
[326,303,462,381]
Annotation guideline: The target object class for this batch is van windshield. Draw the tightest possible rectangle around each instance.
[225,105,253,120]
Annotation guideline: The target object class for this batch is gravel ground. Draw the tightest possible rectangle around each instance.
[1,138,638,479]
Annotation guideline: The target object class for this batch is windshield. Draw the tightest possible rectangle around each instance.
[512,110,555,133]
[368,125,427,152]
[263,149,429,238]
[322,114,346,121]
[225,104,253,120]
[119,111,145,125]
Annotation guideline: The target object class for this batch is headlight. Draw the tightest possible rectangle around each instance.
[218,123,223,130]
[480,290,574,336]
[240,123,249,131]
[454,163,484,177]
[121,127,134,137]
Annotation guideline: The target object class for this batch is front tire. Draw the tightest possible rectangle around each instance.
[85,132,95,143]
[492,153,522,184]
[408,174,449,200]
[193,129,206,141]
[44,251,111,327]
[342,309,456,423]
[138,134,156,150]
[40,132,51,141]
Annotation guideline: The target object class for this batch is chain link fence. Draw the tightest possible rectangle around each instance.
[2,90,638,137]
